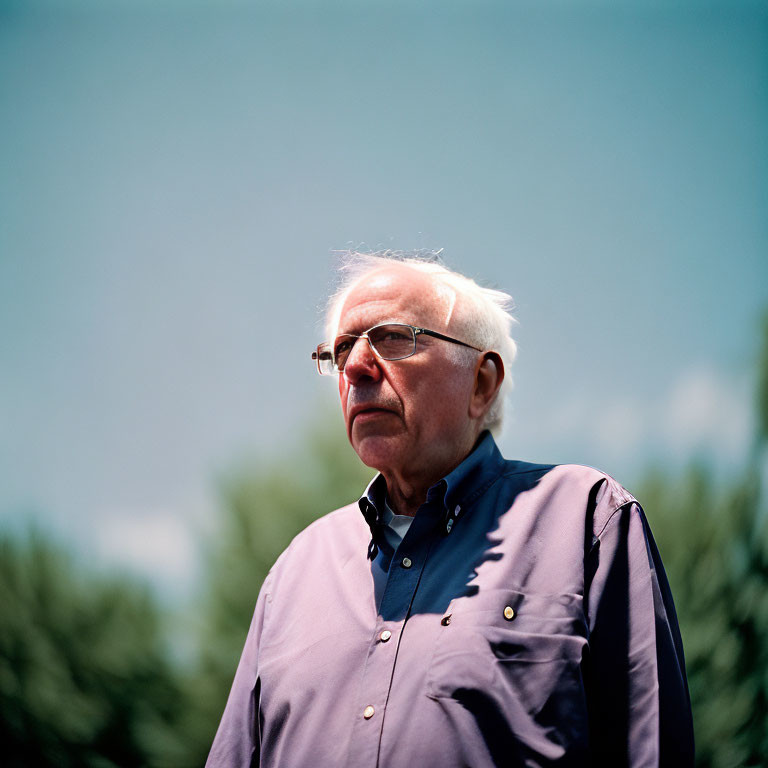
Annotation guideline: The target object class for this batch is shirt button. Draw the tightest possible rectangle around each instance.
[503,606,516,621]
[401,557,412,568]
[363,705,375,719]
[380,630,392,642]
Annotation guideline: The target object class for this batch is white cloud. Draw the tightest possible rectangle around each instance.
[95,510,198,594]
[660,366,752,463]
[513,365,753,480]
[572,366,753,470]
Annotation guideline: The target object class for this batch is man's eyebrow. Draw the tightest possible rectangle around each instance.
[335,324,364,337]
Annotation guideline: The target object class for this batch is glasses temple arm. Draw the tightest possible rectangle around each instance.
[417,328,483,352]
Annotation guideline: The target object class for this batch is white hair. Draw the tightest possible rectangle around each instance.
[325,250,518,436]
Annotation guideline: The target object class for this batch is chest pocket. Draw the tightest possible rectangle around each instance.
[425,588,588,718]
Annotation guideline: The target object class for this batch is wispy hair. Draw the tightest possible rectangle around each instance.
[325,249,517,436]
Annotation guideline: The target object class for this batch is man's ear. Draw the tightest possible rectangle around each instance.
[468,352,504,421]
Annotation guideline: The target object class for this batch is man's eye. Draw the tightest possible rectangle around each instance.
[373,326,412,342]
[382,330,409,341]
[335,340,353,356]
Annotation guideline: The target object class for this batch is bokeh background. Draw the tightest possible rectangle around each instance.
[1,0,766,766]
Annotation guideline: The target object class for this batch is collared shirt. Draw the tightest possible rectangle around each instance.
[207,432,694,768]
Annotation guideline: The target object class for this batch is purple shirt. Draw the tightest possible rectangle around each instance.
[207,433,694,767]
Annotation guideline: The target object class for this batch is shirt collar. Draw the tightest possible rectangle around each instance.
[357,430,505,539]
[442,430,505,516]
[359,473,387,531]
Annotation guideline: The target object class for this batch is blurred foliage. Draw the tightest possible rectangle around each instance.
[0,419,370,768]
[641,466,768,767]
[639,313,768,768]
[2,318,767,767]
[0,531,187,767]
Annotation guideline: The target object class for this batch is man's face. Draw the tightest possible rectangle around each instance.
[336,266,479,485]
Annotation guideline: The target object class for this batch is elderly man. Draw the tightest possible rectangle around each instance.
[208,254,694,767]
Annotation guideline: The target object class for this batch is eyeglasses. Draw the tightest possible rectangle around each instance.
[311,322,483,375]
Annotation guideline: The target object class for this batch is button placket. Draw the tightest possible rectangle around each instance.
[344,526,431,768]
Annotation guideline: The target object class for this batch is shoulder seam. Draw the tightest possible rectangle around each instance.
[594,498,638,540]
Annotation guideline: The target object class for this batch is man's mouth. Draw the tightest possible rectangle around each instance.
[355,407,390,418]
[351,406,396,423]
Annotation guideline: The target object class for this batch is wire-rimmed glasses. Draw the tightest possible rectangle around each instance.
[311,322,482,375]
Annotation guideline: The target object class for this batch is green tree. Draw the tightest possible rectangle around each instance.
[641,466,767,767]
[640,313,768,768]
[0,531,186,768]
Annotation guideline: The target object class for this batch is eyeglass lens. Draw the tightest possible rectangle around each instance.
[332,324,416,371]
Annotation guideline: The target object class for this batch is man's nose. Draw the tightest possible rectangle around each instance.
[342,336,382,385]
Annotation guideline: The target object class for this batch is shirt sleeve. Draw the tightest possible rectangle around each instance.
[206,573,272,768]
[584,492,695,767]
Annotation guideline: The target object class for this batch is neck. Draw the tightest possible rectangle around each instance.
[383,478,432,518]
[381,434,483,517]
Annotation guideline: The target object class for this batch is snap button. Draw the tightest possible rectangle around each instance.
[401,557,412,568]
[503,606,516,621]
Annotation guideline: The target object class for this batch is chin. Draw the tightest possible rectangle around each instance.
[350,433,403,472]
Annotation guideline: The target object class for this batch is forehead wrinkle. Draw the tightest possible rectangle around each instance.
[338,299,407,335]
[333,266,456,339]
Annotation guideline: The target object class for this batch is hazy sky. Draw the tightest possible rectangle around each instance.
[1,0,766,597]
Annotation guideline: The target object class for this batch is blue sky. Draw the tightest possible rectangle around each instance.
[1,0,766,598]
